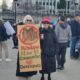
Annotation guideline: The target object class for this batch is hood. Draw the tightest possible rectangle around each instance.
[60,22,68,29]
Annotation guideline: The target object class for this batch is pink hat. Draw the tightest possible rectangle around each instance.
[41,17,51,24]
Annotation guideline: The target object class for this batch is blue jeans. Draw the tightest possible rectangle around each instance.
[70,37,78,57]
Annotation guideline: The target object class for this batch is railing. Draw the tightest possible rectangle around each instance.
[0,9,80,21]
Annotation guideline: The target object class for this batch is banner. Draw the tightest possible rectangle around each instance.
[4,21,15,35]
[17,24,42,72]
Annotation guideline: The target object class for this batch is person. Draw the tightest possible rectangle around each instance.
[0,20,11,62]
[69,13,80,59]
[12,22,18,49]
[39,17,58,80]
[50,19,58,30]
[55,16,71,70]
[16,15,37,80]
[75,13,80,59]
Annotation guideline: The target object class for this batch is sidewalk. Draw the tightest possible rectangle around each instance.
[0,39,80,80]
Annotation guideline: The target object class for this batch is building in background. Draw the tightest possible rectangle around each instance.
[0,0,80,21]
[35,0,55,15]
[12,0,60,15]
[70,0,80,9]
[12,0,35,12]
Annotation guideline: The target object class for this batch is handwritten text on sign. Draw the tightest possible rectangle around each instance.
[17,24,42,72]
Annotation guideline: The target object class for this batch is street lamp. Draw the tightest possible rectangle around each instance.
[14,0,17,22]
[66,0,70,15]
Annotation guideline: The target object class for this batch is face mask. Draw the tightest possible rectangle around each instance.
[41,24,44,28]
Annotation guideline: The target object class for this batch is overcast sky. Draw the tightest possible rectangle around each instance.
[6,0,13,8]
[0,0,13,8]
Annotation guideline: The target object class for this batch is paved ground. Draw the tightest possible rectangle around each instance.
[0,38,80,80]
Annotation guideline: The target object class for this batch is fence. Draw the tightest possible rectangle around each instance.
[0,9,80,23]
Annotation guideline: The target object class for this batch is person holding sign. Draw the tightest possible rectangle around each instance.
[16,15,37,80]
[40,17,58,80]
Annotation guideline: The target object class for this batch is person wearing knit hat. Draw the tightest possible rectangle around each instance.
[55,16,72,70]
[41,17,51,24]
[70,13,80,59]
[58,16,65,24]
[41,17,52,30]
[16,15,37,80]
[40,17,57,80]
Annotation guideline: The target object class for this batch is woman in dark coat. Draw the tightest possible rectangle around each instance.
[40,17,58,80]
[16,15,37,80]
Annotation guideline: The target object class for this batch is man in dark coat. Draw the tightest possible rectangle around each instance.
[40,17,58,80]
[69,13,80,59]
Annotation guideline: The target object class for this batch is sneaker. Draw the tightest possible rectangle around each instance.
[70,56,75,60]
[12,46,18,49]
[0,59,2,62]
[5,58,12,62]
[57,65,61,69]
[60,66,64,70]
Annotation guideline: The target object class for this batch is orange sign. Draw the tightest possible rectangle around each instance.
[17,24,42,72]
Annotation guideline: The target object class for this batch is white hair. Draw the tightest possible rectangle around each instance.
[23,15,34,23]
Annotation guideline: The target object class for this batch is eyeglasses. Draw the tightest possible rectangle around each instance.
[26,20,32,22]
[43,22,50,24]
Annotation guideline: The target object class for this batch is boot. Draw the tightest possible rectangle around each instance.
[41,77,44,80]
[48,76,51,80]
[48,73,51,80]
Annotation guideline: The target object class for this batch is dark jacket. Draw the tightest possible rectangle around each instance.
[13,24,17,34]
[0,25,8,42]
[69,20,79,37]
[40,27,58,73]
[77,23,80,37]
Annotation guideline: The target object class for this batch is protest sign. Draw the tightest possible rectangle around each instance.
[17,24,42,72]
[4,21,15,35]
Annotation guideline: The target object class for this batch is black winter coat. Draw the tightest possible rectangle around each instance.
[77,23,80,37]
[40,27,58,73]
[0,25,8,42]
[70,20,79,37]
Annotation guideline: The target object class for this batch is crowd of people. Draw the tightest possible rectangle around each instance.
[0,13,80,80]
